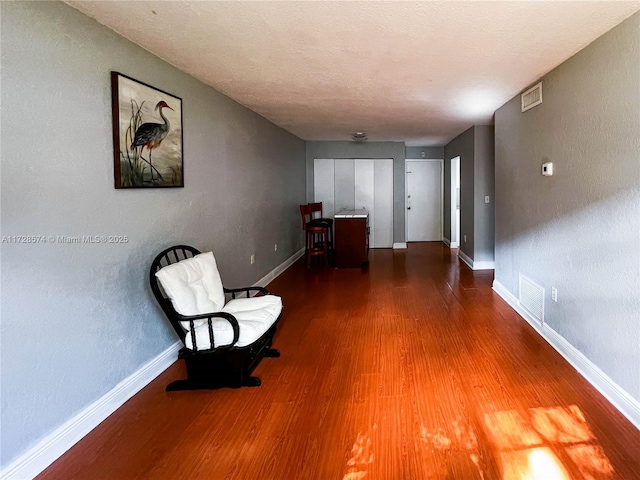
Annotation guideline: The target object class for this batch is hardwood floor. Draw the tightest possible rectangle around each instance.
[38,243,640,480]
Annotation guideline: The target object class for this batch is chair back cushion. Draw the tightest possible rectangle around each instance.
[155,251,225,316]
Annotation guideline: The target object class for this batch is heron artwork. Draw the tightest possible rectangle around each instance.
[131,100,174,183]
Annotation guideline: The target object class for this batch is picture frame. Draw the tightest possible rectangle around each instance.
[111,72,183,188]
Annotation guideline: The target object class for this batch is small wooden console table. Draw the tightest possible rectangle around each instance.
[334,209,369,268]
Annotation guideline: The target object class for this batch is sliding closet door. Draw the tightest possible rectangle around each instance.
[354,160,375,245]
[334,159,355,212]
[313,159,335,218]
[314,158,393,248]
[373,159,393,248]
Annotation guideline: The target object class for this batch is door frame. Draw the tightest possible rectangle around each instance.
[404,158,444,243]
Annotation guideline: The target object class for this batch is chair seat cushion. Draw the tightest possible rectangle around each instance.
[223,295,282,318]
[155,252,225,316]
[184,295,282,350]
[308,218,333,227]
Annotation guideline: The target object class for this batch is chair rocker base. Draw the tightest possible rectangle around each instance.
[166,376,262,391]
[166,325,280,391]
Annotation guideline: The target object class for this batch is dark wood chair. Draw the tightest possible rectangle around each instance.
[150,245,281,391]
[300,204,328,268]
[308,202,334,253]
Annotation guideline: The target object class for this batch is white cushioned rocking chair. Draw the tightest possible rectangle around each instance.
[150,245,282,390]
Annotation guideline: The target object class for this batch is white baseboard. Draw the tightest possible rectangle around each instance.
[255,247,305,289]
[457,250,494,270]
[442,237,451,247]
[473,260,495,270]
[450,242,459,248]
[0,341,182,480]
[492,280,640,431]
[458,250,474,269]
[392,242,407,249]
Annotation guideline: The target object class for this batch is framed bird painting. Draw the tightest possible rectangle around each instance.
[111,72,183,188]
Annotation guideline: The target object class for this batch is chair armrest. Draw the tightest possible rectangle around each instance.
[174,311,240,352]
[224,286,270,299]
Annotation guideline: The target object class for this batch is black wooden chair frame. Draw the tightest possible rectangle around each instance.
[150,245,280,391]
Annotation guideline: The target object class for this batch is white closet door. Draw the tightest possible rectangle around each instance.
[355,159,375,246]
[313,159,335,218]
[314,158,393,249]
[334,160,355,211]
[374,159,394,247]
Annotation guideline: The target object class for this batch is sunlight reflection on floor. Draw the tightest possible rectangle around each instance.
[501,447,571,480]
[342,424,376,480]
[566,445,615,480]
[347,405,614,479]
[529,405,594,443]
[484,405,614,480]
[484,410,542,450]
[420,417,486,479]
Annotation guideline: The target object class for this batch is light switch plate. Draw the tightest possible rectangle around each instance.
[485,196,490,203]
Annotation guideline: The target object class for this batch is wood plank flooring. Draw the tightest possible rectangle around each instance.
[38,243,640,480]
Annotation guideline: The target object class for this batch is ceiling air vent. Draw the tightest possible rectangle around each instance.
[351,132,368,142]
[521,82,543,112]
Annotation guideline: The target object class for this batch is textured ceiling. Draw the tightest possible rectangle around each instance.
[67,1,639,146]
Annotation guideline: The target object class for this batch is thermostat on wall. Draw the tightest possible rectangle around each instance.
[542,162,553,176]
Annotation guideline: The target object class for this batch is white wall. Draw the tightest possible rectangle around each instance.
[494,13,640,402]
[0,1,306,468]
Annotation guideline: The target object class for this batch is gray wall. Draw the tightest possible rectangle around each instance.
[444,127,475,255]
[495,13,639,401]
[473,126,495,263]
[306,141,406,243]
[443,126,495,262]
[405,146,445,159]
[0,1,306,467]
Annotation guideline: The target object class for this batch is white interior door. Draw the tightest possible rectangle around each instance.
[406,160,442,242]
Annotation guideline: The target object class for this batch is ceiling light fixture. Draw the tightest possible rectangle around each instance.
[351,132,367,142]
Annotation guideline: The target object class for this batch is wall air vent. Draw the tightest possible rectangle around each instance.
[518,274,544,324]
[521,82,543,112]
